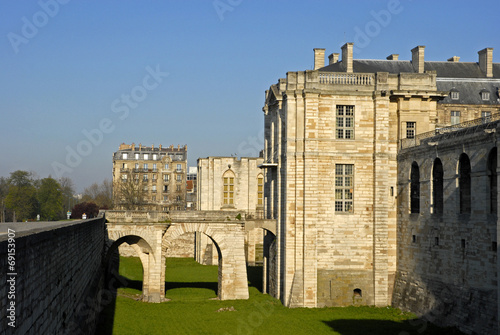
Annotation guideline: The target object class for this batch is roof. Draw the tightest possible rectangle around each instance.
[437,79,500,105]
[319,60,500,78]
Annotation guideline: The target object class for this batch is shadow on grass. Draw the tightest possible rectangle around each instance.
[165,281,218,293]
[323,319,466,335]
[247,265,263,292]
[118,276,142,291]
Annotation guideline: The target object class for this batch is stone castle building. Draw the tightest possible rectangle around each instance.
[112,143,188,212]
[262,42,500,313]
[196,156,266,266]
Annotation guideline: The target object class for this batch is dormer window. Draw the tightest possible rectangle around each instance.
[450,89,459,100]
[481,89,490,101]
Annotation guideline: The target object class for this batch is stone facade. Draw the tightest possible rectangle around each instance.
[395,119,500,334]
[262,42,500,311]
[197,156,268,266]
[0,218,106,334]
[112,143,188,212]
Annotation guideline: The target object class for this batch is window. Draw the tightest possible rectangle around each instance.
[152,174,157,181]
[432,158,443,214]
[176,185,181,192]
[165,163,169,170]
[336,105,354,139]
[121,174,127,182]
[482,90,490,101]
[450,90,459,100]
[121,163,127,169]
[257,175,264,206]
[123,153,128,159]
[451,111,460,125]
[163,185,168,193]
[135,163,139,169]
[143,174,148,182]
[482,111,492,123]
[410,162,420,213]
[144,154,149,160]
[163,195,168,200]
[335,164,353,213]
[177,164,182,172]
[223,171,235,205]
[406,122,416,139]
[143,163,148,171]
[153,163,157,171]
[164,174,170,182]
[488,148,497,214]
[135,153,139,159]
[459,153,471,214]
[176,174,182,181]
[143,185,148,192]
[153,154,157,160]
[152,185,157,193]
[176,195,181,201]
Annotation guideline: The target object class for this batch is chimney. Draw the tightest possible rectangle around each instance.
[411,46,425,73]
[152,144,154,150]
[313,48,325,70]
[139,143,142,151]
[159,144,162,150]
[328,53,340,65]
[177,144,180,150]
[386,54,399,61]
[447,56,460,62]
[478,48,493,78]
[341,43,354,73]
[131,142,135,150]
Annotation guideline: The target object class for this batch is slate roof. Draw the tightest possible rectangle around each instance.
[319,60,500,79]
[437,79,500,105]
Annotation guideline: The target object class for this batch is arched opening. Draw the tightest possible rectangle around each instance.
[164,232,219,301]
[488,148,497,214]
[104,235,154,300]
[459,153,471,214]
[353,288,362,297]
[432,158,444,214]
[410,162,420,213]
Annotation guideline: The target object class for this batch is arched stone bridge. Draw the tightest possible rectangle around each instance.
[105,210,276,303]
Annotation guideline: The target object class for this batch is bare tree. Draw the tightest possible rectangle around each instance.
[83,179,113,209]
[114,172,147,210]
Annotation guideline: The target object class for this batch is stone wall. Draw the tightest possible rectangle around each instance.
[0,218,106,334]
[394,126,499,334]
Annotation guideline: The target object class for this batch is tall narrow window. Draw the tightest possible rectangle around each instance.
[144,153,149,160]
[451,111,460,125]
[223,171,235,206]
[488,148,497,214]
[459,153,471,214]
[336,105,354,139]
[257,175,264,206]
[432,158,443,214]
[406,122,416,139]
[410,162,420,213]
[335,164,353,213]
[122,153,128,159]
[482,111,492,123]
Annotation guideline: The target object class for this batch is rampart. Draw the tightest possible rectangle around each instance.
[0,218,107,334]
[394,121,500,334]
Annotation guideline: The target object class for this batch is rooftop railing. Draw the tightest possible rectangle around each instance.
[400,113,500,150]
[318,72,374,85]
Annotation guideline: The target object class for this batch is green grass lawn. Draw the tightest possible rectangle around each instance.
[96,257,464,335]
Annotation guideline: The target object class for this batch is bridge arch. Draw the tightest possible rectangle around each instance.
[106,228,163,302]
[161,222,249,300]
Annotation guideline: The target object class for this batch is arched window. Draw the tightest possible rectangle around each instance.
[432,158,443,214]
[223,170,235,206]
[459,153,471,214]
[410,162,420,213]
[488,148,497,214]
[257,174,264,207]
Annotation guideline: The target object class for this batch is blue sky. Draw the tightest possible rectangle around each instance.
[1,0,499,191]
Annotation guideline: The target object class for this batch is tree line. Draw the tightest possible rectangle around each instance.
[0,170,112,222]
